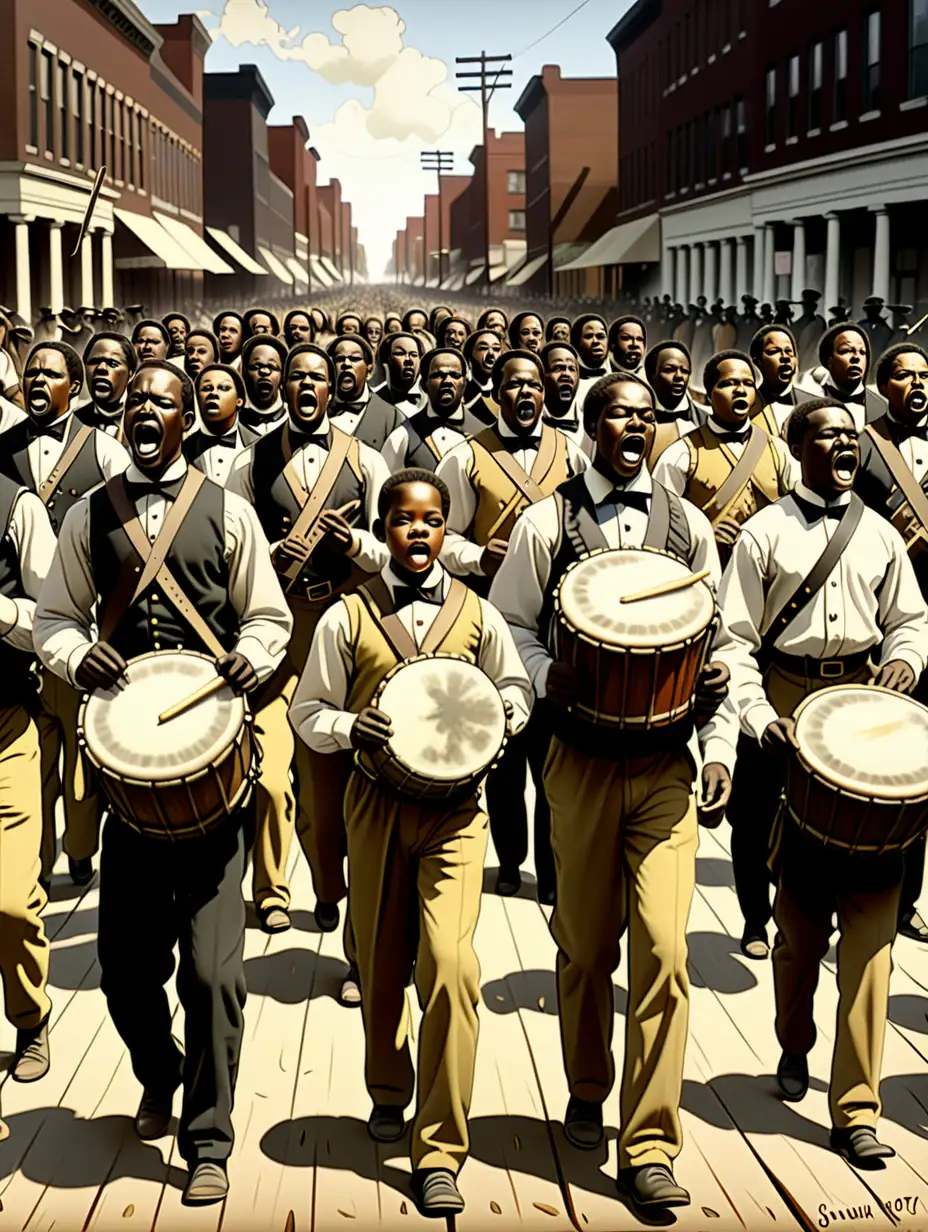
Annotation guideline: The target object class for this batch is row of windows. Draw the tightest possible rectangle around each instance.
[26,36,203,217]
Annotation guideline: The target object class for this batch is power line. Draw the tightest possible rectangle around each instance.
[512,0,594,60]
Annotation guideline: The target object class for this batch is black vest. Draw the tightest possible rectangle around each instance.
[856,416,928,596]
[329,391,402,452]
[396,406,485,472]
[251,426,366,594]
[89,477,238,662]
[540,472,694,758]
[0,416,106,535]
[0,476,39,708]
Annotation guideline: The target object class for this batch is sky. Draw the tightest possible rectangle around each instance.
[137,0,627,278]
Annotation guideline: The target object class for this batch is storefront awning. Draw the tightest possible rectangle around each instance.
[319,256,342,282]
[285,256,309,286]
[257,246,294,285]
[154,213,233,275]
[558,214,660,271]
[447,273,466,291]
[309,256,333,288]
[488,263,509,283]
[505,252,548,287]
[114,208,202,270]
[465,266,484,285]
[205,227,268,275]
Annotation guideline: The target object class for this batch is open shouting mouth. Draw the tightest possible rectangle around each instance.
[516,396,537,423]
[833,448,858,481]
[27,386,52,416]
[132,414,163,460]
[620,434,646,465]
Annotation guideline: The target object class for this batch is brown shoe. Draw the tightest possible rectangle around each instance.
[257,905,291,934]
[182,1161,228,1205]
[12,1019,50,1082]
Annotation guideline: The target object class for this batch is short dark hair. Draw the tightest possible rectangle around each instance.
[508,311,544,350]
[27,339,84,391]
[608,315,646,349]
[212,310,249,341]
[162,312,191,331]
[132,359,194,421]
[786,396,853,451]
[703,349,754,396]
[84,330,137,372]
[185,328,219,356]
[582,372,654,437]
[749,323,798,364]
[540,340,580,370]
[818,321,870,367]
[378,468,451,521]
[570,313,607,350]
[244,307,281,335]
[439,316,472,344]
[544,315,571,341]
[463,329,500,364]
[196,362,246,403]
[491,349,545,400]
[644,339,691,382]
[401,308,428,330]
[283,309,315,343]
[242,333,289,369]
[478,307,508,331]
[328,333,374,365]
[875,342,928,391]
[420,347,467,384]
[131,319,171,349]
[285,342,335,385]
[378,330,424,366]
[335,312,363,334]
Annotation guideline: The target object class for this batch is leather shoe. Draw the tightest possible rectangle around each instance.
[257,905,291,934]
[741,923,769,960]
[12,1019,50,1082]
[136,1079,180,1140]
[537,882,557,907]
[898,909,928,942]
[410,1168,465,1217]
[616,1163,690,1209]
[339,964,361,1007]
[368,1104,406,1143]
[68,856,94,886]
[564,1095,603,1149]
[182,1161,229,1205]
[776,1050,808,1102]
[314,900,340,932]
[495,867,521,897]
[830,1126,895,1168]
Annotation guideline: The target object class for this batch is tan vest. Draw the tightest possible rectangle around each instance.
[648,420,686,470]
[682,423,787,525]
[342,581,484,713]
[468,423,571,546]
[751,399,790,440]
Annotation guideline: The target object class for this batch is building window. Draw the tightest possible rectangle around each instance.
[506,170,525,194]
[137,112,145,190]
[119,100,126,181]
[108,93,116,174]
[911,0,928,98]
[787,54,800,138]
[40,50,53,154]
[834,27,848,121]
[88,81,96,168]
[58,61,68,160]
[736,95,747,168]
[508,209,525,232]
[808,42,823,129]
[722,103,732,173]
[72,71,84,164]
[765,66,777,144]
[863,9,881,112]
[28,43,38,148]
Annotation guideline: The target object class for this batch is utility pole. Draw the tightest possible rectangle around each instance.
[456,52,511,290]
[420,150,453,287]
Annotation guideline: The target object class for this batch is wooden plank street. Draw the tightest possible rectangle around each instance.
[1,818,928,1232]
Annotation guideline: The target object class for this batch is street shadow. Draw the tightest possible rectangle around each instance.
[47,878,92,904]
[48,939,100,990]
[481,969,627,1016]
[46,906,98,943]
[244,947,350,1004]
[244,905,321,934]
[482,866,539,902]
[686,931,758,993]
[682,1073,832,1151]
[695,857,735,887]
[888,994,928,1034]
[879,1073,928,1141]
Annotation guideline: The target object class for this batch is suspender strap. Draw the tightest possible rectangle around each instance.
[37,424,93,506]
[278,424,356,585]
[479,426,560,543]
[643,481,672,550]
[865,419,928,537]
[701,424,771,524]
[358,575,470,663]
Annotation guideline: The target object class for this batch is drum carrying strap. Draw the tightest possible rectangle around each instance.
[99,469,227,659]
[864,418,928,536]
[479,425,559,542]
[758,492,866,667]
[36,424,93,506]
[359,575,469,663]
[278,423,356,584]
[700,424,770,525]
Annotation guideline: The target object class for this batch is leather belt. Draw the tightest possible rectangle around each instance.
[771,648,871,680]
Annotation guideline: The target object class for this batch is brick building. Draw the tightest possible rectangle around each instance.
[316,181,344,285]
[420,174,469,287]
[447,132,526,289]
[268,114,317,293]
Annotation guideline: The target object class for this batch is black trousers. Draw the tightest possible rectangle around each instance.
[726,734,782,931]
[485,705,555,894]
[98,814,247,1165]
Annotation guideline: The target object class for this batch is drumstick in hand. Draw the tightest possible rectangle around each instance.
[620,567,712,604]
[158,675,229,724]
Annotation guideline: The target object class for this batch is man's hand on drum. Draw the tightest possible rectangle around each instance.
[761,717,799,758]
[713,515,742,550]
[350,706,393,751]
[215,652,258,695]
[319,509,355,555]
[479,538,508,577]
[872,659,917,694]
[75,642,128,691]
[545,661,579,709]
[699,762,732,827]
[694,659,730,724]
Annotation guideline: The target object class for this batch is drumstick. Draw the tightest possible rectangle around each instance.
[856,719,909,741]
[619,567,712,605]
[157,675,229,725]
[282,499,361,591]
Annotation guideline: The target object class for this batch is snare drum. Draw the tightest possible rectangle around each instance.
[78,650,258,840]
[785,684,928,854]
[357,654,508,804]
[552,547,716,728]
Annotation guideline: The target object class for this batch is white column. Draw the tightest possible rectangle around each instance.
[762,223,776,306]
[871,206,891,303]
[101,229,115,307]
[48,222,64,315]
[676,244,689,305]
[662,245,676,299]
[704,241,718,303]
[719,238,733,306]
[824,212,841,313]
[80,230,95,308]
[790,218,806,302]
[689,242,703,304]
[752,225,766,299]
[735,235,748,304]
[11,216,32,324]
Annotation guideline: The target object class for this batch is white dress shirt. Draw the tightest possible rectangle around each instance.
[33,457,293,688]
[799,369,866,431]
[542,397,594,457]
[328,382,371,436]
[383,379,425,419]
[0,397,27,435]
[226,414,390,574]
[188,424,247,488]
[381,405,471,474]
[241,397,286,437]
[21,412,129,490]
[654,416,799,496]
[488,466,736,770]
[0,489,57,650]
[436,420,590,576]
[883,412,928,485]
[289,560,533,754]
[715,481,928,742]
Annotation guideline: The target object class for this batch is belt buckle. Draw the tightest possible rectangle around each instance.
[307,580,333,601]
[819,659,844,679]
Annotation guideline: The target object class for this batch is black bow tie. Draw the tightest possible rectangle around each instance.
[714,430,752,444]
[792,494,847,521]
[28,417,69,442]
[205,431,239,448]
[124,475,187,501]
[602,488,650,513]
[826,386,865,406]
[894,423,928,442]
[393,582,443,610]
[329,400,365,417]
[500,433,540,452]
[581,366,608,380]
[240,405,284,430]
[544,415,579,432]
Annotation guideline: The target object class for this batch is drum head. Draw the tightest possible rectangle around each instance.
[794,685,928,801]
[558,548,714,649]
[81,652,246,783]
[377,657,506,783]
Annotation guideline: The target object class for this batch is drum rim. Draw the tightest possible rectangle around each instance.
[77,649,252,782]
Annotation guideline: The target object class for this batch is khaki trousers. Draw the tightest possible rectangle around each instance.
[37,668,101,876]
[544,736,697,1171]
[344,769,487,1174]
[0,705,51,1029]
